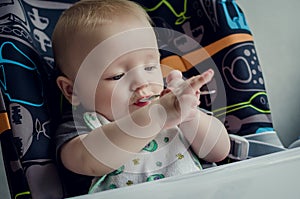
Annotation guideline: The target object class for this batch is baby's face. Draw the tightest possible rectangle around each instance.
[95,49,163,121]
[73,15,164,121]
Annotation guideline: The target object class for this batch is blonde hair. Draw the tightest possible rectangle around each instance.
[52,0,152,73]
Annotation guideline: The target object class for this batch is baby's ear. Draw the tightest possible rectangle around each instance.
[56,76,80,106]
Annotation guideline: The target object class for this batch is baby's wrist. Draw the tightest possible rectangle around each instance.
[154,95,181,130]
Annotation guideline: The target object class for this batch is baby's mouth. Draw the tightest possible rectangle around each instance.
[133,95,159,107]
[139,94,160,102]
[133,97,150,107]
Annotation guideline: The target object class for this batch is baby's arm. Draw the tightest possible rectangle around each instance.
[180,111,230,162]
[165,69,230,163]
[60,102,166,177]
[59,74,202,177]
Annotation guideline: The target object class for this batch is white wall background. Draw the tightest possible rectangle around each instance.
[238,0,300,147]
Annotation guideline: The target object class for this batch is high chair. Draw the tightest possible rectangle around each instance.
[0,0,293,198]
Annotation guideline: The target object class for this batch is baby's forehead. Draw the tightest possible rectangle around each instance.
[115,48,160,59]
[61,22,158,79]
[77,27,157,64]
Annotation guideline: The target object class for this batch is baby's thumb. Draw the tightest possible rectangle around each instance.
[166,70,183,88]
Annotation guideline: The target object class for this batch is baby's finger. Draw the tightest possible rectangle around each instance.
[166,70,182,84]
[189,69,214,91]
[160,88,171,97]
[166,70,184,88]
[196,90,201,103]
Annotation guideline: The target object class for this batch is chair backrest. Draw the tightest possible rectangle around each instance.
[0,0,276,198]
[0,1,74,198]
[135,0,273,135]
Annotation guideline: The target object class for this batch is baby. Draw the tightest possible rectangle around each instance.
[52,0,230,196]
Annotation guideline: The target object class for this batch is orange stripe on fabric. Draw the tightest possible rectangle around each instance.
[184,33,253,67]
[0,112,11,134]
[161,33,254,75]
[161,55,186,77]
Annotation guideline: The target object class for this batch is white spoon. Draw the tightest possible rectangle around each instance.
[140,90,216,102]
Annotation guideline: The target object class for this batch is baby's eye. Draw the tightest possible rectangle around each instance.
[106,73,124,80]
[144,65,158,71]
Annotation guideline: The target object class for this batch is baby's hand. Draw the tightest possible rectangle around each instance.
[159,69,214,129]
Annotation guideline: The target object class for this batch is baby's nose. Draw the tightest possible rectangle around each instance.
[128,67,149,91]
[131,78,149,91]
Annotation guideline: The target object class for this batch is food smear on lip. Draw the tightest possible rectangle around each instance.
[133,100,150,107]
[133,94,160,107]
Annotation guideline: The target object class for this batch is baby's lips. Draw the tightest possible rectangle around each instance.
[160,88,171,97]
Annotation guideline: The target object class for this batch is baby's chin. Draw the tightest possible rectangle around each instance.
[101,103,151,121]
[105,108,133,121]
[128,103,147,114]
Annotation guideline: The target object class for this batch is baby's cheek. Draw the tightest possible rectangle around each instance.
[152,83,164,94]
[112,95,132,119]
